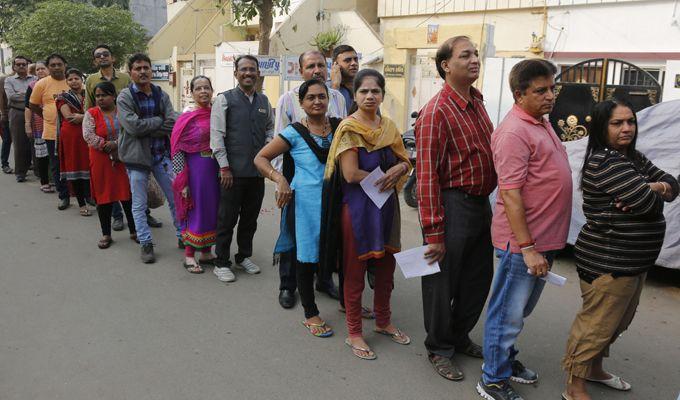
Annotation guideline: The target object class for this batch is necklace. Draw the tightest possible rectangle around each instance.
[302,117,330,137]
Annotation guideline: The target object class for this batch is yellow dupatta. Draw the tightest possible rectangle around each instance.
[324,116,412,191]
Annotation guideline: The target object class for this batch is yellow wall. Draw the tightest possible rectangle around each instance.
[383,24,487,131]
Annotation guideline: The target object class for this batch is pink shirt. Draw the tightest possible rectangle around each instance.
[491,105,573,253]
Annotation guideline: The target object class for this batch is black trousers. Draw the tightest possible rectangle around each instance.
[297,262,320,319]
[46,139,69,200]
[422,189,493,358]
[37,156,49,185]
[71,179,89,207]
[97,200,136,236]
[1,119,11,168]
[9,109,31,177]
[215,177,265,267]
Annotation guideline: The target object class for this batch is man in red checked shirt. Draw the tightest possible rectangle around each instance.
[415,36,496,382]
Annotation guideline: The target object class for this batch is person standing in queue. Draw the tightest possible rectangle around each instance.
[117,53,180,264]
[210,55,274,283]
[330,45,359,114]
[24,61,51,192]
[0,72,13,174]
[4,56,35,182]
[274,50,345,308]
[416,36,496,381]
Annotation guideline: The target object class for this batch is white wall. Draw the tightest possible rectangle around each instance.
[662,60,680,101]
[214,42,260,94]
[545,0,680,54]
[482,57,524,127]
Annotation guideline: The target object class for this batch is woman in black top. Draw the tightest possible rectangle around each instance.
[562,99,678,400]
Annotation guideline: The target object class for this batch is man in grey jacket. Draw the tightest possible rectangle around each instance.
[117,53,179,263]
[210,55,274,282]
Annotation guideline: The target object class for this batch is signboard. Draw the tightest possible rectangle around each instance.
[427,24,439,44]
[151,64,170,80]
[283,56,334,81]
[384,64,405,78]
[220,53,281,76]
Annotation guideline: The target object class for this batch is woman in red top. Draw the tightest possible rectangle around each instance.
[82,81,135,249]
[56,68,91,215]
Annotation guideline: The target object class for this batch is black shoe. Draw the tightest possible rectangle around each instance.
[476,380,524,400]
[141,243,156,263]
[16,174,26,182]
[112,217,125,231]
[278,289,296,309]
[315,283,340,300]
[177,238,185,249]
[57,197,70,210]
[147,214,163,228]
[510,360,538,384]
[2,165,12,174]
[457,341,484,359]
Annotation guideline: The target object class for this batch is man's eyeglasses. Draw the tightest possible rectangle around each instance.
[94,51,111,58]
[14,62,27,67]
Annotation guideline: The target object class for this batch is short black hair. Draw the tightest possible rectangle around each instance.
[127,53,151,71]
[94,81,117,97]
[92,44,112,57]
[435,36,471,79]
[66,68,84,79]
[332,45,356,62]
[234,54,259,71]
[190,75,213,91]
[298,50,324,70]
[509,59,557,99]
[298,79,328,102]
[45,53,67,66]
[13,56,31,65]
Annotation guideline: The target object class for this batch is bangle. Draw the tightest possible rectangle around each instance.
[520,245,535,251]
[518,240,535,249]
[269,168,276,181]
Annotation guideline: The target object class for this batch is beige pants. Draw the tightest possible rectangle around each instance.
[562,273,645,380]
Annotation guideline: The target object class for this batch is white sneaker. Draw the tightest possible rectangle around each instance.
[236,258,260,274]
[213,266,236,282]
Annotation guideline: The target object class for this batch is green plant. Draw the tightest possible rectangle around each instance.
[309,26,346,54]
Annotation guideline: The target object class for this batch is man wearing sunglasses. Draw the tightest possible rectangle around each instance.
[85,44,162,232]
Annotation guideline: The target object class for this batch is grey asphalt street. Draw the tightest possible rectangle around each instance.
[1,172,679,400]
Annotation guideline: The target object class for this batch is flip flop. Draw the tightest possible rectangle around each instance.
[301,320,333,338]
[183,261,204,274]
[79,207,92,217]
[561,392,574,400]
[374,327,411,345]
[587,374,631,391]
[97,237,113,249]
[345,338,376,360]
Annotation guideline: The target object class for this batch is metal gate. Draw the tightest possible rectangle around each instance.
[549,58,662,141]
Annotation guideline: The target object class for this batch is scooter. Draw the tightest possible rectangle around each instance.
[402,111,419,208]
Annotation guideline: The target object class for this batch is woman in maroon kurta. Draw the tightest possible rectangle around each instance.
[82,81,135,249]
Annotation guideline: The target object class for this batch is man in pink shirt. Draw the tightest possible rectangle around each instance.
[476,59,572,400]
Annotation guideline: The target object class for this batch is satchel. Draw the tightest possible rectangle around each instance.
[147,175,165,209]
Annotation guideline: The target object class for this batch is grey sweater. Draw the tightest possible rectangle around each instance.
[117,85,177,170]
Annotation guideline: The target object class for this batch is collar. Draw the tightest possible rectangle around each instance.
[237,85,256,99]
[97,69,118,81]
[443,83,483,110]
[12,74,33,81]
[131,83,155,97]
[510,104,549,126]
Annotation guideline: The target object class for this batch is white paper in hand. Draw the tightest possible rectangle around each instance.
[359,167,392,209]
[394,246,440,279]
[527,270,567,286]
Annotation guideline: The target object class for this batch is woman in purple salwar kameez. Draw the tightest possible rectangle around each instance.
[171,76,219,273]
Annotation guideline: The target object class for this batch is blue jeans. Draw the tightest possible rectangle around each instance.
[481,246,554,384]
[126,157,180,246]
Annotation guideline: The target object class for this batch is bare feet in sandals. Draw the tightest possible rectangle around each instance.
[183,258,204,274]
[374,324,411,345]
[301,316,333,337]
[345,336,376,360]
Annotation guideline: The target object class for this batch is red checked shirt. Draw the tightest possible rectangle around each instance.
[415,84,497,244]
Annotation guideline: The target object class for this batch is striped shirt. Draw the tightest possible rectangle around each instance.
[415,84,496,244]
[575,149,679,281]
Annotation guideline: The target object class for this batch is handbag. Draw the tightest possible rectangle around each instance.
[147,175,165,209]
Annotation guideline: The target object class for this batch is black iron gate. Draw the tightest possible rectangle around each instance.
[549,58,662,141]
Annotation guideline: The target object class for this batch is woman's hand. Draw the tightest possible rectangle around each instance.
[274,178,292,208]
[181,186,190,199]
[67,113,84,125]
[102,141,117,153]
[522,248,549,277]
[375,163,407,192]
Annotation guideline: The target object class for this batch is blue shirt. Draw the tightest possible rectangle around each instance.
[338,85,353,114]
[130,83,168,164]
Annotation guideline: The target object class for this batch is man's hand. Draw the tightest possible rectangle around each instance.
[522,248,548,277]
[25,124,32,138]
[330,63,342,90]
[219,168,233,189]
[424,242,446,265]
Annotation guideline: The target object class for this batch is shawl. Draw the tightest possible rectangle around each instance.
[170,106,211,223]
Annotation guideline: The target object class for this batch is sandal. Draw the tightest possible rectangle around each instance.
[587,374,631,391]
[183,261,204,274]
[97,237,113,249]
[79,207,92,217]
[301,320,334,338]
[344,338,376,360]
[374,327,411,345]
[40,185,54,193]
[428,353,464,381]
[339,305,375,320]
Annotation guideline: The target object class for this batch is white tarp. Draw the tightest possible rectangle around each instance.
[564,100,680,269]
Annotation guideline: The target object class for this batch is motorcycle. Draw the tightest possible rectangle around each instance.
[402,111,419,208]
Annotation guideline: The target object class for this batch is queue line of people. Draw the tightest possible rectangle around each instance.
[1,36,677,400]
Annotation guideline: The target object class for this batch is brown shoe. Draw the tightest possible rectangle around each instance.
[429,353,464,381]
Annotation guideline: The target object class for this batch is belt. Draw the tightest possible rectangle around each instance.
[443,187,488,202]
[10,106,25,111]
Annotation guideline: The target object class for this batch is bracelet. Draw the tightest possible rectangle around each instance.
[520,244,535,251]
[518,240,535,249]
[269,168,276,181]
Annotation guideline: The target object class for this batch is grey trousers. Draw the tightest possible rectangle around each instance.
[9,108,31,177]
[422,189,494,358]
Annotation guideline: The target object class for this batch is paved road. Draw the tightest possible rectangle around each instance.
[1,172,679,400]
